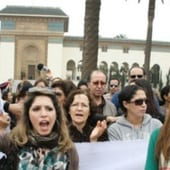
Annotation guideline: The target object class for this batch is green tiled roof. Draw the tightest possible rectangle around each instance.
[0,5,68,17]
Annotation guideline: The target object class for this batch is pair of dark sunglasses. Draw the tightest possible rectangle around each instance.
[130,75,143,79]
[129,99,148,105]
[92,81,106,86]
[110,84,118,88]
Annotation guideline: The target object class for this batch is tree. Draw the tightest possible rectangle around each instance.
[144,0,156,79]
[82,0,101,80]
[82,0,164,80]
[138,0,164,79]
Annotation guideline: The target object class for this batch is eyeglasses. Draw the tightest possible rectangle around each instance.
[92,81,106,86]
[110,84,118,88]
[55,92,63,97]
[129,99,148,105]
[130,75,143,79]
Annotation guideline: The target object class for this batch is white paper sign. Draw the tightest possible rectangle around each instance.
[75,140,149,170]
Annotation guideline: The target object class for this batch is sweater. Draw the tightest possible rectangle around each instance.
[108,114,162,141]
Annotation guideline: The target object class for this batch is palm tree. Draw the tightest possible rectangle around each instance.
[82,0,101,80]
[138,0,164,79]
[82,0,164,80]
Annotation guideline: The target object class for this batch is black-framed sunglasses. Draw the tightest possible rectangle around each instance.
[110,84,118,88]
[130,75,143,79]
[129,99,148,105]
[92,81,106,86]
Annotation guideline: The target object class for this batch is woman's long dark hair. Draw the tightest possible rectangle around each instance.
[132,79,164,122]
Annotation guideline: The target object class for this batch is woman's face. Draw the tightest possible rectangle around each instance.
[29,96,56,136]
[0,112,10,130]
[124,89,147,119]
[69,94,90,126]
[54,87,66,105]
[7,92,13,103]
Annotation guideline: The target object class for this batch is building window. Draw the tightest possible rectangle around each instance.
[66,60,76,80]
[78,61,82,72]
[101,45,108,52]
[28,65,35,80]
[1,20,15,30]
[123,47,129,53]
[48,21,64,32]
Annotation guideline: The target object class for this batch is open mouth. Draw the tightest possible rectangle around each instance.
[39,120,49,128]
[75,113,83,117]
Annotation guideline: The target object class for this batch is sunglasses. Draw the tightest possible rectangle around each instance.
[130,75,143,79]
[55,92,63,97]
[129,99,148,105]
[110,84,118,88]
[92,81,106,86]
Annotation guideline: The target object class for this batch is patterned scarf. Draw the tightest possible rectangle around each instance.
[18,131,69,170]
[27,131,59,149]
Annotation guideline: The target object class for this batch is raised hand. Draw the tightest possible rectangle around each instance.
[90,120,107,142]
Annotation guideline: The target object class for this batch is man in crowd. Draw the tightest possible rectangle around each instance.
[111,66,146,115]
[104,77,121,101]
[128,66,146,83]
[87,70,118,124]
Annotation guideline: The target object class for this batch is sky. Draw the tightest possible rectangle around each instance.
[0,0,170,42]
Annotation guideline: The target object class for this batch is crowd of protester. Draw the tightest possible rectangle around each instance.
[0,65,169,169]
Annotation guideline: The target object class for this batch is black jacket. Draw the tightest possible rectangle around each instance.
[0,134,19,170]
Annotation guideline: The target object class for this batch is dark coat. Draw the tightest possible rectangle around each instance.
[69,123,108,142]
[0,134,19,170]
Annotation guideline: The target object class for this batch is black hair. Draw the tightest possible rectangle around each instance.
[128,66,146,76]
[160,85,170,104]
[118,85,145,113]
[133,79,164,122]
[77,80,88,89]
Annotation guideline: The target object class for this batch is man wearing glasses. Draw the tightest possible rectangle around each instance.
[111,66,146,115]
[87,70,118,125]
[104,78,120,101]
[128,66,146,83]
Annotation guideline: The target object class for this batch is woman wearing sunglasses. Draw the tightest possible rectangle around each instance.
[108,85,162,141]
[131,79,164,123]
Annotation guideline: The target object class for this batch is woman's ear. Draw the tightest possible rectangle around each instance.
[163,94,167,101]
[123,101,129,110]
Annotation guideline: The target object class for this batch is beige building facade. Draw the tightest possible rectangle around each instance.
[0,6,170,87]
